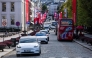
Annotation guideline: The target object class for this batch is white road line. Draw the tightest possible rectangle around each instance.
[49,57,55,58]
[62,57,68,58]
[76,57,82,58]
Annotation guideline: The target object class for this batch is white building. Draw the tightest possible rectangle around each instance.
[0,0,25,30]
[54,0,60,3]
[30,1,35,22]
[54,0,65,3]
[48,3,58,16]
[31,0,41,21]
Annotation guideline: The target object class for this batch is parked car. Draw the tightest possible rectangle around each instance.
[40,30,50,41]
[35,32,48,44]
[16,36,41,57]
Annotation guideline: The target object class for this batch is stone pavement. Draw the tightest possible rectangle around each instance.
[0,30,33,58]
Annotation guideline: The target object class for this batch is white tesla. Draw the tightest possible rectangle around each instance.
[16,36,41,57]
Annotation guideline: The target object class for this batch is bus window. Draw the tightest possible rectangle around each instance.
[61,20,72,26]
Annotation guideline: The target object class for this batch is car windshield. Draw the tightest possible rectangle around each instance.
[44,27,49,29]
[35,32,46,36]
[19,38,36,43]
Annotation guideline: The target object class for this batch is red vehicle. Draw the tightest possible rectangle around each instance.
[57,18,74,41]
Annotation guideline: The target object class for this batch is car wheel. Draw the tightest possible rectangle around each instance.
[16,54,20,57]
[48,37,49,41]
[37,50,41,56]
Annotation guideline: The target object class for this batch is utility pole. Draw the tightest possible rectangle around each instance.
[24,0,26,34]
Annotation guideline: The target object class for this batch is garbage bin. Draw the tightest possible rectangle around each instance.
[11,38,16,47]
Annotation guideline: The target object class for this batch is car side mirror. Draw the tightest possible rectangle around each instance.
[16,42,19,45]
[38,41,41,43]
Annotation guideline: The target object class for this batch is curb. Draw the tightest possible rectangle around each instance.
[0,48,16,58]
[74,39,92,51]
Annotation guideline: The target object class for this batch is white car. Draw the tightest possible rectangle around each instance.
[40,30,50,41]
[43,25,51,32]
[37,36,48,44]
[16,36,41,57]
[35,32,48,44]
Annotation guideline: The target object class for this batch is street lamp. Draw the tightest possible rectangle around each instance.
[23,0,26,34]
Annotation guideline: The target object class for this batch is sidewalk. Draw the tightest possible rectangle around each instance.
[74,32,92,51]
[0,30,33,58]
[0,30,33,42]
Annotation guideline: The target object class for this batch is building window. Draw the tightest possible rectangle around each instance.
[2,15,6,19]
[2,2,6,12]
[10,15,15,25]
[1,15,7,26]
[11,2,15,12]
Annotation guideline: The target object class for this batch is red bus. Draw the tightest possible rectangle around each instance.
[57,18,74,41]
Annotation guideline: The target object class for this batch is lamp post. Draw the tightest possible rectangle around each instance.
[23,0,26,34]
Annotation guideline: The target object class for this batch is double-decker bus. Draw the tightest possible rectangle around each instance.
[57,18,74,41]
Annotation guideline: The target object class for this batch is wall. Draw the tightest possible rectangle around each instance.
[0,0,23,28]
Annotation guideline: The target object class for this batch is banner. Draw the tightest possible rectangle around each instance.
[59,12,62,19]
[72,0,76,24]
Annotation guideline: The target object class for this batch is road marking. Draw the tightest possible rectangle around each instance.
[76,57,82,58]
[49,57,55,58]
[62,57,68,58]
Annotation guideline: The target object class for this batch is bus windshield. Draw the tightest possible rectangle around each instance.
[61,19,73,26]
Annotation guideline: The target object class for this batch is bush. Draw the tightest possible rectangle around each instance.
[3,40,13,48]
[0,42,6,52]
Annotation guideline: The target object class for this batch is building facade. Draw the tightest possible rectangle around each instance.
[0,0,30,31]
[48,3,58,16]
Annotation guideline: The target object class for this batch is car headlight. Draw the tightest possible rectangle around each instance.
[34,46,39,48]
[17,45,21,48]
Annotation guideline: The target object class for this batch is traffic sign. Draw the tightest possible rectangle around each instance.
[2,19,7,26]
[26,21,30,24]
[16,21,20,26]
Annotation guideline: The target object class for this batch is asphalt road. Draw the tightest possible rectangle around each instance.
[2,30,92,58]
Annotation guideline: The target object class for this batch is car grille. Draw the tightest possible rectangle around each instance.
[22,48,33,50]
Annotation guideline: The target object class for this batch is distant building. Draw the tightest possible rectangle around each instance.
[48,3,58,16]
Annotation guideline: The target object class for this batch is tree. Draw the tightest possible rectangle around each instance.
[42,4,47,13]
[77,0,92,26]
[58,0,72,18]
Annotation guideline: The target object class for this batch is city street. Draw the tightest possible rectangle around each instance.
[2,30,92,58]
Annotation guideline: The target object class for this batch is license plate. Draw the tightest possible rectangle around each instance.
[24,50,30,52]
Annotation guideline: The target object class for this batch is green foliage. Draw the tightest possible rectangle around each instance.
[77,0,92,26]
[58,0,72,18]
[59,0,92,27]
[42,4,47,13]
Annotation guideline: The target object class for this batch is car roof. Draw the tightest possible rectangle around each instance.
[20,36,37,39]
[40,30,48,32]
[36,36,47,38]
[44,25,50,27]
[36,31,46,34]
